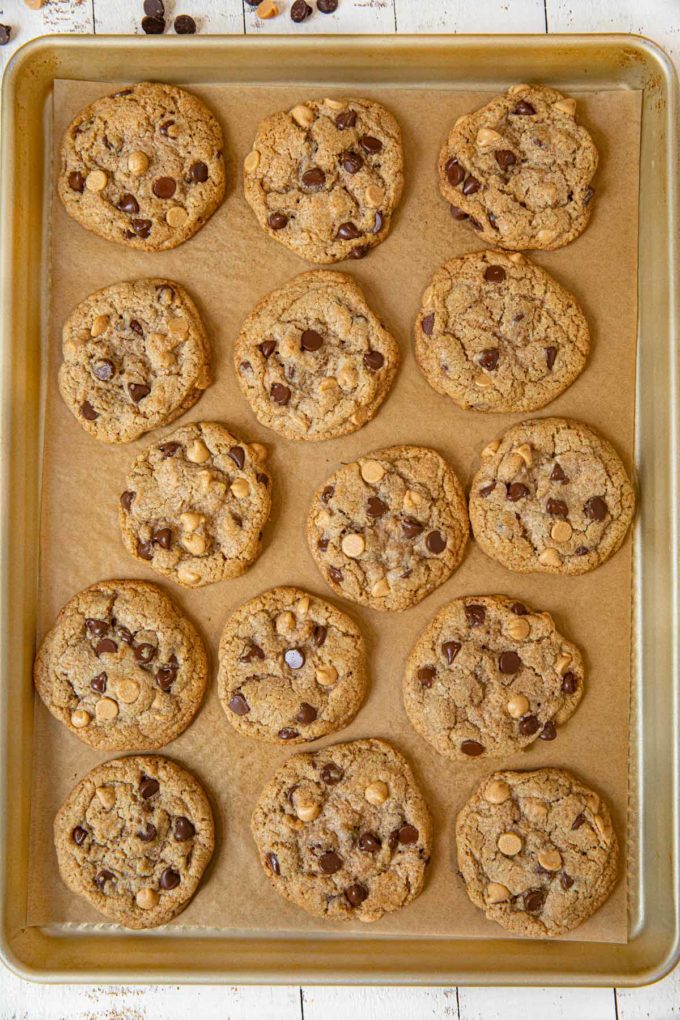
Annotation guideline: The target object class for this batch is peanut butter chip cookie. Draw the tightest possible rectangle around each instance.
[218,586,368,743]
[251,738,432,922]
[456,768,618,936]
[439,84,598,251]
[59,279,211,443]
[308,446,469,611]
[403,595,584,761]
[54,755,214,929]
[469,417,635,575]
[414,251,589,412]
[243,97,403,263]
[235,271,399,441]
[34,580,208,751]
[58,82,225,251]
[119,421,272,588]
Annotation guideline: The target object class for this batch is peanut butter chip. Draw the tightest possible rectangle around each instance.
[553,98,577,116]
[186,439,210,463]
[295,798,320,822]
[276,611,296,635]
[497,831,523,856]
[538,848,562,871]
[360,460,385,484]
[513,443,533,467]
[295,596,310,617]
[506,616,530,640]
[475,372,494,388]
[136,887,160,910]
[364,781,389,805]
[183,533,207,556]
[95,697,119,722]
[507,694,530,719]
[365,185,385,207]
[477,127,503,146]
[180,511,203,533]
[166,206,188,228]
[128,150,150,175]
[90,314,109,338]
[486,882,511,903]
[168,317,189,338]
[551,520,573,543]
[291,104,314,128]
[484,780,510,804]
[177,565,201,586]
[315,664,338,687]
[244,150,260,174]
[325,98,345,111]
[555,652,572,675]
[481,439,501,459]
[85,169,107,192]
[371,578,391,598]
[117,679,140,704]
[71,709,92,728]
[538,548,562,567]
[341,533,365,558]
[231,478,251,499]
[95,786,116,809]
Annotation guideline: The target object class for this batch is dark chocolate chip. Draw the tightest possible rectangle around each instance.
[285,648,305,670]
[85,618,108,638]
[418,665,436,687]
[318,538,329,552]
[363,350,384,371]
[506,482,529,501]
[479,348,499,370]
[511,602,528,616]
[174,14,196,34]
[442,640,461,665]
[257,473,269,486]
[561,671,578,694]
[421,313,435,336]
[584,496,608,521]
[134,643,156,664]
[514,100,536,115]
[450,205,469,221]
[95,869,116,890]
[479,482,496,497]
[561,872,575,890]
[540,721,557,741]
[153,176,176,199]
[93,360,115,382]
[190,161,209,182]
[575,546,589,556]
[337,221,360,240]
[335,110,357,130]
[340,151,363,174]
[90,673,108,693]
[358,832,381,853]
[328,566,343,583]
[524,888,546,914]
[345,883,368,906]
[584,186,595,206]
[402,517,423,539]
[348,245,368,260]
[130,319,144,336]
[95,637,117,656]
[465,604,486,627]
[499,650,521,674]
[139,775,160,799]
[296,702,317,724]
[68,171,86,193]
[398,824,419,845]
[159,120,175,136]
[319,851,342,874]
[131,218,152,238]
[484,265,506,283]
[137,539,154,561]
[301,329,324,351]
[518,713,540,736]
[129,382,150,403]
[367,496,388,518]
[81,401,99,421]
[426,530,446,554]
[462,175,481,195]
[359,135,382,154]
[321,486,335,503]
[174,816,195,841]
[156,658,179,691]
[230,693,250,716]
[142,16,165,34]
[271,382,291,405]
[572,812,586,830]
[313,625,327,648]
[372,211,383,234]
[116,193,140,214]
[445,157,465,187]
[321,762,344,785]
[461,739,485,757]
[137,823,157,842]
[495,149,516,170]
[301,167,325,188]
[550,462,568,482]
[546,498,568,517]
[229,445,245,469]
[259,340,276,358]
[266,852,280,875]
[160,867,180,890]
[278,730,300,745]
[72,825,88,845]
[291,0,313,21]
[545,346,557,370]
[153,527,172,549]
[268,212,288,230]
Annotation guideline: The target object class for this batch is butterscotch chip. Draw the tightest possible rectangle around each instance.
[341,533,365,558]
[484,780,510,804]
[116,679,140,704]
[497,831,522,856]
[86,169,108,192]
[230,478,251,499]
[166,206,188,228]
[506,694,530,719]
[315,664,339,687]
[256,0,279,19]
[539,547,562,567]
[244,150,260,173]
[371,578,391,598]
[90,314,110,338]
[128,150,150,175]
[295,797,320,823]
[71,709,92,728]
[551,520,573,543]
[136,887,160,910]
[505,616,530,640]
[186,438,210,463]
[182,533,207,556]
[364,780,389,805]
[476,127,503,146]
[538,848,562,871]
[290,103,314,128]
[486,882,510,903]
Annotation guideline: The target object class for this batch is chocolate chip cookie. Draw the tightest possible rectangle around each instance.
[469,417,635,575]
[439,85,598,251]
[58,82,225,251]
[119,421,272,588]
[251,738,432,922]
[403,595,584,761]
[414,251,589,412]
[234,271,399,441]
[59,279,211,443]
[243,97,403,263]
[456,768,618,936]
[307,446,469,611]
[218,586,368,744]
[35,580,208,751]
[54,755,214,929]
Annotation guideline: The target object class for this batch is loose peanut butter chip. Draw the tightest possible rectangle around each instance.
[276,611,296,635]
[71,709,92,728]
[166,206,188,228]
[95,697,119,722]
[486,882,511,903]
[497,832,523,856]
[507,694,530,719]
[128,150,150,175]
[360,460,385,484]
[95,786,116,809]
[506,616,530,640]
[538,848,562,871]
[295,799,320,822]
[186,439,210,463]
[244,150,260,173]
[484,780,510,804]
[538,547,562,567]
[316,664,338,687]
[256,0,279,18]
[117,679,140,704]
[231,478,250,499]
[90,314,109,338]
[551,520,573,543]
[364,781,389,805]
[341,533,365,558]
[85,169,107,192]
[136,887,160,910]
[291,104,314,128]
[477,127,503,146]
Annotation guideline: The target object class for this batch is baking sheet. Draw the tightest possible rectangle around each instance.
[26,80,641,943]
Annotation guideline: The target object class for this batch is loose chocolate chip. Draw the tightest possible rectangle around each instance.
[478,348,499,370]
[137,540,154,561]
[450,205,469,221]
[442,640,461,665]
[72,825,88,845]
[68,171,86,193]
[268,212,288,230]
[372,211,383,234]
[345,883,368,906]
[540,721,557,741]
[519,714,540,736]
[484,265,506,284]
[337,221,360,240]
[398,824,419,845]
[91,673,108,693]
[291,0,313,20]
[95,869,116,890]
[319,851,342,874]
[335,110,357,130]
[174,14,196,34]
[93,360,115,382]
[85,618,108,638]
[153,527,172,549]
[229,445,245,469]
[462,175,480,195]
[545,345,557,370]
[160,867,181,890]
[190,161,209,183]
[550,463,568,482]
[296,702,317,724]
[156,658,179,691]
[230,693,250,716]
[511,602,528,616]
[317,0,338,11]
[349,246,369,260]
[266,852,280,875]
[81,401,99,421]
[130,319,144,336]
[301,167,325,188]
[418,665,436,687]
[153,176,176,199]
[321,762,344,785]
[138,823,157,842]
[499,650,521,674]
[358,832,381,853]
[271,382,291,405]
[426,530,446,554]
[129,383,150,403]
[285,648,305,670]
[142,15,165,33]
[364,350,384,371]
[321,486,335,503]
[524,888,546,913]
[359,135,383,154]
[514,100,536,116]
[174,816,195,841]
[144,0,165,18]
[495,149,516,170]
[131,218,152,238]
[506,482,529,501]
[134,643,156,664]
[561,672,578,694]
[140,776,160,799]
[479,482,496,497]
[461,739,485,757]
[259,340,276,359]
[445,157,465,187]
[584,186,595,205]
[340,151,363,174]
[584,496,608,521]
[367,496,388,518]
[116,193,140,215]
[546,498,568,517]
[465,604,486,627]
[95,637,117,656]
[301,329,324,351]
[401,517,423,539]
[421,313,435,336]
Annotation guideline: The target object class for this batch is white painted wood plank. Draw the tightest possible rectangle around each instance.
[617,963,680,1019]
[395,0,546,34]
[458,986,617,1020]
[303,986,459,1019]
[94,0,244,36]
[243,0,397,36]
[548,0,680,69]
[0,0,93,73]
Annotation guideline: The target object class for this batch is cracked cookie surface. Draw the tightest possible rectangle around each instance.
[235,271,399,441]
[251,738,432,922]
[243,97,403,263]
[35,580,208,751]
[218,586,368,744]
[54,755,214,929]
[456,767,618,936]
[59,279,211,443]
[403,595,584,761]
[119,421,272,588]
[307,445,469,611]
[439,84,598,251]
[58,82,225,251]
[469,417,635,575]
[414,251,589,412]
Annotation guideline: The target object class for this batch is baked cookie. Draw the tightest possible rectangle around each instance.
[469,417,635,575]
[243,97,403,263]
[456,768,618,936]
[35,580,208,751]
[403,595,584,761]
[59,279,211,444]
[119,421,272,588]
[58,82,225,251]
[54,755,214,929]
[251,738,432,922]
[235,271,399,441]
[438,85,598,251]
[414,251,589,412]
[218,586,368,744]
[307,446,469,611]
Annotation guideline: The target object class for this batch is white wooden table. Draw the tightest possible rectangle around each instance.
[1,0,679,1016]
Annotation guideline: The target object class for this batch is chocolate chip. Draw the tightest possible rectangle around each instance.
[115,624,133,645]
[153,527,172,549]
[329,566,343,583]
[137,539,154,560]
[131,218,152,238]
[524,888,546,914]
[442,640,461,665]
[318,538,329,552]
[478,348,499,370]
[95,637,117,656]
[90,673,107,693]
[584,496,608,521]
[445,157,465,187]
[301,329,324,351]
[92,359,115,382]
[321,486,334,504]
[575,546,589,556]
[174,14,196,34]
[130,319,144,336]
[418,666,436,687]
[137,823,157,842]
[296,702,317,724]
[359,135,382,154]
[349,245,369,260]
[139,775,160,799]
[81,401,99,421]
[144,2,165,19]
[402,517,423,539]
[258,340,276,359]
[479,482,496,497]
[142,16,165,34]
[95,869,116,890]
[584,186,595,205]
[229,445,245,469]
[511,602,528,616]
[506,482,529,501]
[85,618,108,638]
[550,463,568,482]
[156,658,179,691]
[271,382,291,405]
[268,212,288,230]
[519,713,539,736]
[160,867,180,890]
[319,851,342,874]
[388,830,400,850]
[546,498,568,517]
[291,0,313,20]
[358,832,381,853]
[128,383,150,404]
[421,313,435,336]
[495,149,516,170]
[484,266,507,287]
[398,824,419,845]
[514,100,536,116]
[499,650,521,674]
[572,812,586,830]
[372,211,383,234]
[540,721,557,741]
[116,193,139,214]
[134,643,156,664]
[461,739,485,757]
[426,530,446,554]
[561,671,578,694]
[285,648,305,670]
[465,604,486,627]
[337,221,360,240]
[345,883,368,906]
[72,825,88,845]
[545,346,557,370]
[309,626,327,651]
[462,175,480,195]
[229,693,250,716]
[340,151,363,174]
[487,212,499,230]
[257,473,269,488]
[335,110,357,130]
[190,161,209,182]
[302,167,325,188]
[174,816,195,841]
[266,852,280,875]
[153,176,176,199]
[68,171,86,193]
[450,205,469,221]
[560,872,575,890]
[321,762,344,785]
[364,350,384,371]
[367,496,388,518]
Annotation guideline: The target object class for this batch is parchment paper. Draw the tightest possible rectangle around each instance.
[26,80,641,943]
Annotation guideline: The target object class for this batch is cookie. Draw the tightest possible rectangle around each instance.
[469,417,635,575]
[218,586,368,744]
[403,595,584,761]
[414,251,589,412]
[59,279,212,444]
[307,446,469,611]
[54,755,214,929]
[58,82,225,251]
[34,579,208,751]
[243,97,403,263]
[456,768,618,936]
[234,271,399,441]
[438,85,598,251]
[251,738,432,922]
[119,422,272,588]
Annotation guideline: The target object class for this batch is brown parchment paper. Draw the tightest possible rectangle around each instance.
[26,79,641,944]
